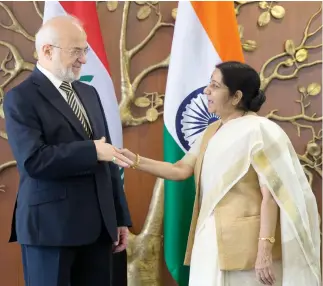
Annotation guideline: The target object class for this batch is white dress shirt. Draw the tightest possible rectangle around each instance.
[37,63,69,101]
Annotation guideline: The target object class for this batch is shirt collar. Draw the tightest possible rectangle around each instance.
[36,62,70,90]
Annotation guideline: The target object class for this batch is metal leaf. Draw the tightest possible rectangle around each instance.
[242,40,257,52]
[135,1,146,5]
[171,8,177,20]
[155,97,163,107]
[284,40,296,56]
[270,5,285,19]
[146,108,158,122]
[134,97,151,108]
[298,86,306,93]
[283,58,294,67]
[258,11,271,27]
[137,5,152,20]
[307,83,321,96]
[107,1,118,12]
[258,1,268,9]
[306,142,321,157]
[295,49,308,62]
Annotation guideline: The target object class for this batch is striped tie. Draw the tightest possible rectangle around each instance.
[59,81,92,138]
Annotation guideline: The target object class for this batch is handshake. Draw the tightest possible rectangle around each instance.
[94,137,135,168]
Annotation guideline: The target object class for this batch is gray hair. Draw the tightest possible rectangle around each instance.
[35,15,84,54]
[35,25,59,54]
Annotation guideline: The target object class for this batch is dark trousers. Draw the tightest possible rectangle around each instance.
[21,230,113,286]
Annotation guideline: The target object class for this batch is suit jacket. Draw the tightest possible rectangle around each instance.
[4,67,131,246]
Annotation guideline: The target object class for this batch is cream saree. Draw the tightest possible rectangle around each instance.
[182,114,321,286]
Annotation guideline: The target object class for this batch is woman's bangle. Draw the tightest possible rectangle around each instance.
[131,154,140,169]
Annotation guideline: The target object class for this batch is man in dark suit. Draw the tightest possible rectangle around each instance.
[4,15,133,286]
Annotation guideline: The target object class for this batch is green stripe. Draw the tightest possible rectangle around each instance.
[163,125,195,285]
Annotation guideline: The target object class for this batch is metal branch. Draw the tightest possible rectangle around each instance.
[303,43,323,49]
[0,160,17,173]
[128,15,174,59]
[277,60,322,80]
[261,60,322,90]
[303,166,314,186]
[235,1,255,16]
[132,55,170,93]
[308,25,323,38]
[260,6,322,91]
[0,2,35,41]
[267,78,322,181]
[259,52,286,89]
[127,178,164,283]
[119,2,174,126]
[123,111,164,127]
[120,2,130,53]
[299,154,322,177]
[266,110,322,122]
[33,1,43,20]
[0,51,13,77]
[300,4,322,47]
[0,41,35,90]
[0,130,8,140]
[291,121,317,138]
[0,161,17,193]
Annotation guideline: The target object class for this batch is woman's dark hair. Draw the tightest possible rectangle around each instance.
[215,61,266,112]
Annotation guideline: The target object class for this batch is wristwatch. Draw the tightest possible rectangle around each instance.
[259,237,275,244]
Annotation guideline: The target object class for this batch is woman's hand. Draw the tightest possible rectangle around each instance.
[94,137,133,168]
[255,242,276,285]
[120,148,137,163]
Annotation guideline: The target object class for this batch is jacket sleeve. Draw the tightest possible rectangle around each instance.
[92,86,132,227]
[4,89,98,180]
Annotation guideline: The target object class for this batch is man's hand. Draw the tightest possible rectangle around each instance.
[94,137,133,168]
[113,227,128,253]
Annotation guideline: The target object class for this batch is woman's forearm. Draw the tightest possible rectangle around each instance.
[258,186,278,250]
[136,156,193,181]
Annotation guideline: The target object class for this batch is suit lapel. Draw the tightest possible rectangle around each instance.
[72,82,101,139]
[32,69,88,139]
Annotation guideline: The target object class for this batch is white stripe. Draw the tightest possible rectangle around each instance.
[43,1,122,148]
[164,1,222,150]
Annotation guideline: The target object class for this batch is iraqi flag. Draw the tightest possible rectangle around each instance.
[42,1,127,285]
[163,1,244,285]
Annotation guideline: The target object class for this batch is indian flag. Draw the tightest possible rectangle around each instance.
[164,1,244,285]
[42,1,123,151]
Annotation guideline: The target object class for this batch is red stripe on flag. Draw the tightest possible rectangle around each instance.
[59,1,111,75]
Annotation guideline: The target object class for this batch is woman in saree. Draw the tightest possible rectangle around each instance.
[120,61,321,286]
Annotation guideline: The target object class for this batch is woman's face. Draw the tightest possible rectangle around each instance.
[204,68,241,117]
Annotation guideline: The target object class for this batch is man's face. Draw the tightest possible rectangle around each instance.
[44,25,88,82]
